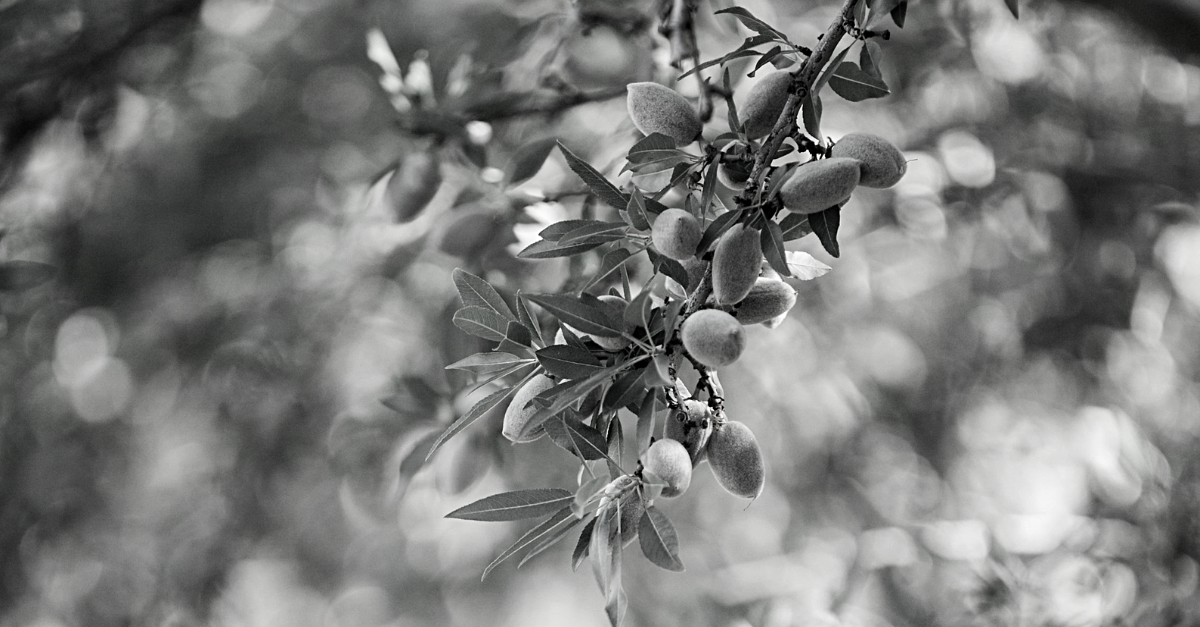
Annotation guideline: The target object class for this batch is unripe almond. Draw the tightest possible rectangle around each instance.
[681,309,746,368]
[830,132,907,188]
[651,208,702,261]
[778,157,861,215]
[734,277,797,325]
[706,420,765,498]
[565,294,629,351]
[712,223,762,305]
[643,438,693,498]
[502,374,554,443]
[626,82,703,146]
[739,71,793,139]
[614,490,644,547]
[387,151,442,222]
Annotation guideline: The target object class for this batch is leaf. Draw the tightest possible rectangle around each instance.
[573,517,596,570]
[453,306,512,342]
[446,352,533,374]
[558,222,629,245]
[540,219,610,241]
[516,291,545,347]
[635,390,658,455]
[638,505,684,571]
[891,0,907,27]
[625,189,651,231]
[482,507,574,580]
[778,211,811,242]
[860,40,883,78]
[526,294,624,338]
[625,288,652,332]
[0,261,54,291]
[647,249,689,289]
[574,476,608,517]
[723,68,742,135]
[695,209,742,255]
[517,356,647,441]
[558,141,628,210]
[544,415,610,461]
[536,344,604,380]
[678,35,774,80]
[809,207,841,258]
[1004,0,1018,18]
[813,44,852,96]
[750,45,783,77]
[516,514,585,568]
[715,7,791,44]
[583,248,635,292]
[425,382,522,461]
[801,92,822,140]
[627,132,676,154]
[506,137,558,186]
[761,219,791,278]
[605,367,647,411]
[785,250,833,280]
[517,238,607,259]
[447,488,574,521]
[829,61,890,102]
[453,269,517,321]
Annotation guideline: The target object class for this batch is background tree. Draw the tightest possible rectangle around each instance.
[0,0,1198,626]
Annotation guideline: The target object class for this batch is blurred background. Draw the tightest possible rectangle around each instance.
[1,0,1199,625]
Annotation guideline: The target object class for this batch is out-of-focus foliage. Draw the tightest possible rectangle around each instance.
[0,0,1199,626]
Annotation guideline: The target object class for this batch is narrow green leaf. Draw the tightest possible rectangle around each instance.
[778,212,813,241]
[715,7,791,44]
[453,268,516,321]
[891,0,908,27]
[635,390,658,456]
[446,352,533,374]
[812,44,853,97]
[695,209,742,256]
[558,222,629,245]
[809,207,841,258]
[516,514,585,568]
[425,382,524,461]
[647,249,689,289]
[591,505,614,597]
[1004,0,1018,18]
[723,68,742,135]
[583,248,636,292]
[526,293,624,338]
[624,288,652,332]
[517,357,647,441]
[829,62,890,102]
[540,219,609,241]
[801,91,822,139]
[482,507,574,580]
[860,40,883,78]
[558,142,628,210]
[574,476,608,517]
[447,488,573,521]
[761,219,791,277]
[626,189,651,231]
[453,306,512,341]
[506,137,559,187]
[0,261,54,291]
[638,505,684,571]
[517,238,606,259]
[750,45,783,77]
[699,155,720,217]
[628,132,676,155]
[785,250,832,280]
[678,35,774,80]
[605,367,647,411]
[545,415,610,461]
[573,517,596,570]
[516,291,545,347]
[536,344,604,380]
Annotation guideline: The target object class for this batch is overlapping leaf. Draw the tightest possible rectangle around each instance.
[446,488,574,521]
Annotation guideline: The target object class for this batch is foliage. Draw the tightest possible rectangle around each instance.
[2,0,1200,626]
